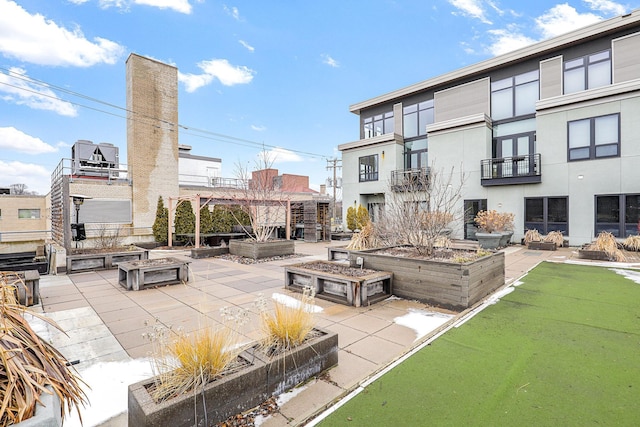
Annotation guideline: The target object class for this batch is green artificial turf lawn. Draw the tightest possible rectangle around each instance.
[320,262,640,426]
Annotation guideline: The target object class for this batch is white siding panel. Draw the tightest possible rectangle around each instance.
[540,56,562,100]
[613,32,640,83]
[434,78,489,123]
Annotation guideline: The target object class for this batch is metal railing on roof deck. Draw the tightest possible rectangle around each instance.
[390,167,429,191]
[51,158,130,185]
[210,177,248,189]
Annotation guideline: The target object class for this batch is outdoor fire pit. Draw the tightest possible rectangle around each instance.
[285,261,392,307]
[118,257,190,291]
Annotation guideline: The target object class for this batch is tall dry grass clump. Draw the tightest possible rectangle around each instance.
[524,229,542,244]
[346,220,380,251]
[587,231,627,262]
[145,308,249,403]
[623,235,640,251]
[543,231,565,247]
[256,287,316,355]
[0,273,87,426]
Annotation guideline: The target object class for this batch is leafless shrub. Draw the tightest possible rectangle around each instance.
[92,223,123,249]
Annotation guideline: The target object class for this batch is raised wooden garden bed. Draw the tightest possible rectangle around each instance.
[229,239,295,260]
[578,249,611,261]
[128,328,338,427]
[527,241,557,251]
[285,261,392,307]
[118,257,190,291]
[349,247,504,310]
[66,248,148,273]
[327,246,350,261]
[3,270,40,306]
[190,246,229,259]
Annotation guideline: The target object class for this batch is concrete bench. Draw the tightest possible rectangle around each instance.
[118,257,190,291]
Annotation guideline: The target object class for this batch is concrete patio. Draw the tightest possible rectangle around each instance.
[30,241,582,426]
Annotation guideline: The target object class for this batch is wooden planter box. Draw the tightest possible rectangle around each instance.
[285,261,392,307]
[66,248,148,273]
[578,249,611,261]
[350,248,505,310]
[527,241,557,251]
[4,270,40,306]
[229,239,295,260]
[118,257,190,291]
[327,246,351,261]
[190,246,230,259]
[128,328,338,427]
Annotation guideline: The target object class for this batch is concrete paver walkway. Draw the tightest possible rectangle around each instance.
[31,241,577,426]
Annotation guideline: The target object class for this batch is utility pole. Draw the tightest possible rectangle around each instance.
[326,158,342,226]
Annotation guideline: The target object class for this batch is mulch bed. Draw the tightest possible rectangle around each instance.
[215,253,307,264]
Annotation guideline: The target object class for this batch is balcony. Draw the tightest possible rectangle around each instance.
[391,167,429,191]
[481,153,541,186]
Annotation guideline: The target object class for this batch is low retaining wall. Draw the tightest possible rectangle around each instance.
[229,240,295,260]
[190,246,230,259]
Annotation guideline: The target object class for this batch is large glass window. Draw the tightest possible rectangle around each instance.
[363,111,394,138]
[464,199,487,240]
[404,138,428,170]
[596,194,640,237]
[359,155,379,182]
[568,114,619,161]
[564,50,611,94]
[403,100,434,138]
[491,70,539,121]
[18,209,40,219]
[525,197,568,235]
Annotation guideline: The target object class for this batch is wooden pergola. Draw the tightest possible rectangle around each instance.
[167,194,291,248]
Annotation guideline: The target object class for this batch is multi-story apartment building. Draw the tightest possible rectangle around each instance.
[340,10,640,246]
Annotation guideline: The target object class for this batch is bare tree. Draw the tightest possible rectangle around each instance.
[10,183,28,195]
[376,163,467,256]
[227,151,290,242]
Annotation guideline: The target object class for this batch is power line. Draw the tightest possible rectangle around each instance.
[0,67,332,159]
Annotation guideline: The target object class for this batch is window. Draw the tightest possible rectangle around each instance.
[363,111,394,138]
[403,100,434,138]
[367,202,384,223]
[491,70,539,121]
[595,194,640,237]
[464,199,487,240]
[525,197,568,235]
[359,155,379,182]
[18,209,40,219]
[404,138,428,170]
[568,114,619,161]
[564,50,611,94]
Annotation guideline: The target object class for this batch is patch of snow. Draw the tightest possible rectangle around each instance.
[566,259,640,268]
[394,309,453,341]
[512,280,524,287]
[65,358,154,427]
[610,268,640,284]
[271,293,323,313]
[487,286,515,304]
[255,385,308,426]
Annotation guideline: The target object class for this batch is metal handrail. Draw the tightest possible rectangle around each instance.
[480,153,541,180]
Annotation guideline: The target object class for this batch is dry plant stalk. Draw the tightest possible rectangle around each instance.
[475,210,513,233]
[543,231,564,247]
[623,235,640,251]
[145,308,249,403]
[587,231,627,262]
[256,287,316,355]
[0,273,87,426]
[524,229,542,244]
[346,220,379,251]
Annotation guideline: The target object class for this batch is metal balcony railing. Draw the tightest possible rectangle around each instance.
[390,167,429,191]
[480,153,541,186]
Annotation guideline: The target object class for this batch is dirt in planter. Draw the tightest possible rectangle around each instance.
[374,246,486,262]
[68,245,142,255]
[216,253,307,264]
[293,261,380,277]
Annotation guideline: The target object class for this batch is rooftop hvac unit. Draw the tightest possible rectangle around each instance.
[71,140,119,178]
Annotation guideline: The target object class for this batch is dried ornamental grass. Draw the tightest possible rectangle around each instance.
[144,308,249,403]
[543,231,565,247]
[524,229,542,244]
[256,287,316,355]
[346,221,379,251]
[587,231,627,262]
[623,235,640,251]
[0,273,87,426]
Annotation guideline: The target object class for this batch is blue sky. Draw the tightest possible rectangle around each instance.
[1,0,639,195]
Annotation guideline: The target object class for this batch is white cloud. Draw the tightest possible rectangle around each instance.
[0,160,51,195]
[133,0,192,14]
[251,124,266,132]
[264,148,303,163]
[535,4,602,38]
[68,0,90,4]
[0,0,124,67]
[448,0,492,24]
[487,26,537,55]
[321,54,339,68]
[583,0,627,16]
[0,127,57,154]
[223,4,241,20]
[239,40,255,52]
[0,67,78,116]
[178,59,255,92]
